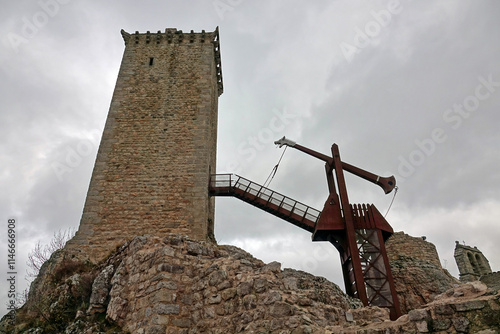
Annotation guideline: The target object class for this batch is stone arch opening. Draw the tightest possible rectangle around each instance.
[467,252,480,275]
[475,253,486,275]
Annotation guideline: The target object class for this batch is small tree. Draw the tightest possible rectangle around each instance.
[9,229,76,310]
[26,228,76,281]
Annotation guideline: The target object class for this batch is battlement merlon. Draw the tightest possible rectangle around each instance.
[120,27,223,96]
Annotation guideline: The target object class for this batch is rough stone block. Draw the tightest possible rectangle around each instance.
[454,299,486,312]
[146,325,166,334]
[434,303,454,315]
[254,278,268,293]
[242,294,257,310]
[171,317,191,328]
[452,317,470,332]
[237,281,253,296]
[208,270,227,286]
[262,261,282,273]
[408,309,429,321]
[415,320,429,333]
[262,290,282,305]
[208,294,222,304]
[270,302,293,317]
[155,303,180,315]
[204,306,215,318]
[158,264,185,274]
[87,264,115,314]
[215,286,234,300]
[432,318,452,331]
[150,289,176,303]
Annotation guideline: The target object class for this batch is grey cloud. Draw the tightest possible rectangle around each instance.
[1,0,500,316]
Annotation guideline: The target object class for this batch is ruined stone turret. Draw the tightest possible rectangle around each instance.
[385,232,460,313]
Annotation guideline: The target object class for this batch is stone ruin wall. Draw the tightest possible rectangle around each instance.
[6,235,499,333]
[386,232,460,313]
[386,231,442,268]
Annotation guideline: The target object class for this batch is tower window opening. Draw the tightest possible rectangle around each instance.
[149,57,154,66]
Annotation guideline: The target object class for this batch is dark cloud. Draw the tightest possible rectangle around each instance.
[2,1,500,316]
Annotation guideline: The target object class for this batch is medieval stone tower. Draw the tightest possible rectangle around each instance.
[66,27,223,263]
[454,241,492,282]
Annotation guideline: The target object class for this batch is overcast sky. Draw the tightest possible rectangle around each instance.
[1,0,500,316]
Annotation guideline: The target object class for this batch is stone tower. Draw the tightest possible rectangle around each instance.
[454,241,492,282]
[66,27,223,263]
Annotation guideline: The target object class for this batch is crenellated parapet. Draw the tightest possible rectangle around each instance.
[120,27,223,96]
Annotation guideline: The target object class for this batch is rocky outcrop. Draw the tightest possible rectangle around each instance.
[2,235,363,333]
[87,264,115,314]
[386,232,461,313]
[337,281,500,333]
[403,281,500,333]
[2,233,499,333]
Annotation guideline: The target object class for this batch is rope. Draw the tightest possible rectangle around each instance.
[384,185,399,217]
[263,146,287,188]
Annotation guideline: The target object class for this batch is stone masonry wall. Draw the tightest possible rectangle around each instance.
[481,271,500,291]
[386,232,460,313]
[65,28,223,263]
[386,232,442,268]
[101,236,362,334]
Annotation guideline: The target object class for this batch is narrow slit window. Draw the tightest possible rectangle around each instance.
[149,57,154,66]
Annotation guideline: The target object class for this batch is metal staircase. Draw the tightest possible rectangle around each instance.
[209,174,320,233]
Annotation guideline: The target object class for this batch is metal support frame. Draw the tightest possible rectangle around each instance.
[331,144,370,304]
[273,137,401,320]
[210,138,402,319]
